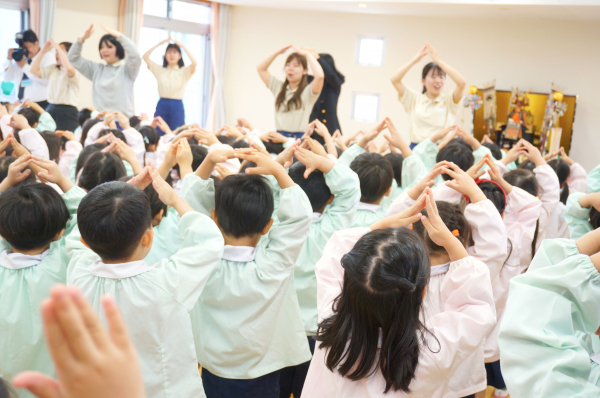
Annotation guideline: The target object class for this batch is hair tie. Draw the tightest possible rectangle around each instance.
[143,136,149,144]
[451,229,460,237]
[397,278,417,293]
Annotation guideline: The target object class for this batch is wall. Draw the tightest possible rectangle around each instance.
[53,0,120,109]
[224,6,600,172]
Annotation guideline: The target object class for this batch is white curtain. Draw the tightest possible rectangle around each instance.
[38,0,55,44]
[119,0,144,44]
[208,3,231,130]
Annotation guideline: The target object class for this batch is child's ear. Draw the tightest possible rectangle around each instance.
[211,209,218,224]
[80,236,90,249]
[261,218,274,236]
[384,186,392,197]
[32,122,38,128]
[326,194,334,206]
[141,229,154,248]
[52,228,66,242]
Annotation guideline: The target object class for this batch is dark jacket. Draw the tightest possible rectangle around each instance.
[308,54,344,134]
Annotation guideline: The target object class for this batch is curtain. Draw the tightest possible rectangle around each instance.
[38,0,55,44]
[207,2,231,130]
[118,0,144,44]
[28,0,39,35]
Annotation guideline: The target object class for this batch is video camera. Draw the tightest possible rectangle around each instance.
[12,32,28,62]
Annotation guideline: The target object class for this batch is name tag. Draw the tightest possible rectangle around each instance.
[20,79,32,87]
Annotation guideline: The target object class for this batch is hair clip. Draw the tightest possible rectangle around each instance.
[409,225,414,230]
[451,229,460,237]
[143,136,149,144]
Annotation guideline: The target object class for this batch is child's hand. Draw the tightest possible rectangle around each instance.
[127,165,153,190]
[430,125,456,143]
[442,162,487,203]
[56,130,76,141]
[235,150,294,188]
[114,139,142,174]
[481,134,494,145]
[0,155,32,192]
[215,164,233,180]
[518,139,545,166]
[175,139,193,171]
[466,154,489,180]
[559,147,574,166]
[436,129,458,151]
[407,161,447,200]
[9,135,31,157]
[250,142,271,158]
[0,136,11,157]
[207,147,236,164]
[357,119,387,149]
[31,156,75,192]
[274,141,298,168]
[104,113,117,129]
[220,125,244,139]
[149,167,192,215]
[313,120,330,138]
[332,129,347,152]
[267,131,289,144]
[304,137,328,158]
[420,189,468,261]
[294,146,334,178]
[9,113,30,130]
[371,190,426,230]
[114,111,130,129]
[501,140,523,165]
[196,129,219,146]
[456,125,480,150]
[382,117,406,151]
[484,156,513,194]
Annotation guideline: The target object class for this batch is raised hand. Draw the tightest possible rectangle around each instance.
[371,190,427,230]
[80,24,95,42]
[41,40,53,53]
[127,165,153,190]
[277,45,292,55]
[214,164,233,180]
[274,141,298,168]
[466,154,489,180]
[407,161,447,200]
[455,125,480,150]
[518,139,545,166]
[114,111,130,130]
[176,139,193,178]
[101,23,121,38]
[294,146,334,178]
[235,149,294,188]
[559,147,574,166]
[31,156,75,192]
[484,156,513,194]
[441,162,487,203]
[266,131,289,144]
[56,130,76,141]
[0,155,32,191]
[412,44,428,63]
[305,137,328,158]
[358,119,388,149]
[9,113,31,130]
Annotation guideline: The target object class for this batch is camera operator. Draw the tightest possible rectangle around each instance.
[4,30,54,109]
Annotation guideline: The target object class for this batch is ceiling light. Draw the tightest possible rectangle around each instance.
[358,4,367,8]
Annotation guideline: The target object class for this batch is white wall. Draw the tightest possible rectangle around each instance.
[224,6,600,171]
[53,0,120,109]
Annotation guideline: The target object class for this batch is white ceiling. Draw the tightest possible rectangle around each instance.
[218,0,600,20]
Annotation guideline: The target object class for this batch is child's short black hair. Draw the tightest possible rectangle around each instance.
[350,153,393,203]
[232,139,250,149]
[436,143,474,181]
[78,108,93,127]
[129,116,141,129]
[0,378,15,398]
[0,156,36,184]
[482,142,503,160]
[384,152,404,187]
[217,135,235,146]
[288,162,331,212]
[40,131,61,161]
[239,161,257,174]
[0,183,69,251]
[215,174,274,238]
[78,181,151,261]
[145,184,167,219]
[264,141,285,155]
[174,144,207,175]
[78,152,127,191]
[518,160,536,171]
[98,128,126,143]
[17,108,40,127]
[80,118,102,145]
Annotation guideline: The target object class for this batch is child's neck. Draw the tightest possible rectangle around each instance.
[223,234,261,248]
[12,244,51,256]
[361,198,383,206]
[102,248,148,264]
[429,251,451,267]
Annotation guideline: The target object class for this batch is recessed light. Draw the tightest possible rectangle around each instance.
[358,4,367,8]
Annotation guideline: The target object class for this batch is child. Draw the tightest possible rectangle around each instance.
[564,192,600,241]
[498,228,600,396]
[280,146,360,397]
[183,149,313,398]
[65,167,225,398]
[0,155,84,397]
[302,189,496,397]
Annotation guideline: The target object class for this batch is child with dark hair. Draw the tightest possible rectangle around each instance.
[84,112,145,165]
[138,125,160,165]
[0,155,85,393]
[66,166,224,398]
[280,147,360,397]
[0,379,14,398]
[565,192,600,240]
[0,156,36,185]
[179,148,312,398]
[5,114,50,159]
[17,101,57,132]
[40,131,61,162]
[78,151,127,192]
[303,190,495,396]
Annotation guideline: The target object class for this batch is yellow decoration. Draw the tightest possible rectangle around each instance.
[553,92,564,101]
[468,86,478,95]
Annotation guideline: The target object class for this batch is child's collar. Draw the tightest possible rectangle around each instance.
[357,202,381,213]
[89,259,157,279]
[312,212,326,223]
[222,245,257,262]
[0,249,50,270]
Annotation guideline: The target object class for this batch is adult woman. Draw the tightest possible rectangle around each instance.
[30,39,80,132]
[68,24,141,118]
[257,45,324,139]
[143,38,197,135]
[391,43,465,148]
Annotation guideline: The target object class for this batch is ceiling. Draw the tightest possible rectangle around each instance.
[218,0,600,21]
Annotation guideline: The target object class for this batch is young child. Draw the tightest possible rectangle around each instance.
[302,189,496,397]
[498,227,600,396]
[0,155,84,397]
[565,192,600,241]
[65,167,225,398]
[182,149,313,398]
[279,146,360,397]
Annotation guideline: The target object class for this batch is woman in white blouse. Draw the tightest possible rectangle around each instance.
[391,44,465,148]
[143,38,197,135]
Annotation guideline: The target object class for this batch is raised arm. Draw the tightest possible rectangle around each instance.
[294,45,324,95]
[173,40,197,74]
[29,41,53,78]
[256,45,291,86]
[68,24,98,81]
[426,44,466,104]
[143,38,170,69]
[390,45,428,99]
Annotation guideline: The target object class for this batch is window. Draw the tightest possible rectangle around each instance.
[351,93,380,123]
[0,2,29,67]
[355,36,385,67]
[137,0,211,127]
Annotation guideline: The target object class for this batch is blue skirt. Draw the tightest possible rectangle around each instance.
[154,98,185,135]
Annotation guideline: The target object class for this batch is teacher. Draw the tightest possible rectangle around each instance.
[390,43,465,147]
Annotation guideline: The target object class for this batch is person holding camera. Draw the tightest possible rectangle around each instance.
[4,29,53,108]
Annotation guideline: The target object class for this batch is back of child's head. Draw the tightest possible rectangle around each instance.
[40,131,61,162]
[477,181,506,214]
[129,115,141,129]
[137,126,159,152]
[437,143,474,181]
[232,139,250,149]
[413,201,473,254]
[98,128,126,143]
[75,143,105,177]
[118,176,167,220]
[239,161,257,174]
[78,181,151,261]
[217,135,235,146]
[316,227,431,393]
[482,142,503,160]
[591,207,600,230]
[78,152,126,191]
[0,183,69,251]
[504,169,538,197]
[518,159,536,171]
[17,107,40,127]
[288,161,331,212]
[78,108,93,127]
[264,141,285,155]
[174,145,206,175]
[349,152,393,203]
[80,118,102,145]
[0,378,15,398]
[0,156,36,184]
[215,174,274,238]
[384,152,404,187]
[548,158,571,204]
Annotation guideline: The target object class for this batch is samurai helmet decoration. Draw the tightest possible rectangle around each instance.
[510,87,531,108]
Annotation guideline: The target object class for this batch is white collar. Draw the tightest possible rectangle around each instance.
[89,259,158,279]
[0,249,50,270]
[430,261,451,277]
[312,212,326,223]
[357,202,381,213]
[222,245,257,262]
[106,59,125,67]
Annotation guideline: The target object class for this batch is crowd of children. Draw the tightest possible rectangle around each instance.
[1,28,600,398]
